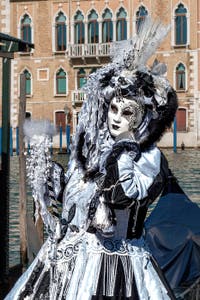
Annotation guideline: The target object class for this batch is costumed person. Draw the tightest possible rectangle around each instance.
[5,18,178,300]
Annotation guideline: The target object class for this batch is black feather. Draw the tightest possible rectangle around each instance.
[76,131,87,170]
[140,89,178,150]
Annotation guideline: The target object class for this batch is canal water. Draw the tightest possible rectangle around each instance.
[9,149,200,267]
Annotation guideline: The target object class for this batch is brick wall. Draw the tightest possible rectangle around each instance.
[6,0,200,147]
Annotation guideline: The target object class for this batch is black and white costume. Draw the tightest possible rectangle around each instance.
[6,18,178,300]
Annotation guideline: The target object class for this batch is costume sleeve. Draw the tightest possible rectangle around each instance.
[103,145,161,209]
[45,161,65,204]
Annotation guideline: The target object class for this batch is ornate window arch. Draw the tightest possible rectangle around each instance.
[116,7,127,41]
[55,68,67,95]
[88,10,99,43]
[77,68,86,89]
[174,3,187,45]
[136,6,148,33]
[20,14,32,43]
[55,11,67,51]
[102,8,113,43]
[22,69,32,96]
[176,63,186,90]
[74,10,85,44]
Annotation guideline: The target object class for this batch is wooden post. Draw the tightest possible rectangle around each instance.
[0,127,2,155]
[59,125,63,153]
[0,55,12,297]
[10,127,13,156]
[173,117,177,153]
[18,73,28,271]
[0,35,34,296]
[66,124,70,154]
[16,126,19,155]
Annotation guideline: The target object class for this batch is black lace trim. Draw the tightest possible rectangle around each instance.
[19,260,45,299]
[34,270,50,299]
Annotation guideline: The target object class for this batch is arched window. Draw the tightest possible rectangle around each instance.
[176,108,187,131]
[116,8,127,41]
[55,111,66,131]
[176,63,186,90]
[56,68,67,94]
[102,9,113,43]
[55,12,67,51]
[175,4,187,45]
[88,10,99,43]
[23,70,31,95]
[77,68,86,89]
[21,14,32,43]
[74,11,85,44]
[136,6,148,33]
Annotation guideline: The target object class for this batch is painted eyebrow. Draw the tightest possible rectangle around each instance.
[122,105,136,112]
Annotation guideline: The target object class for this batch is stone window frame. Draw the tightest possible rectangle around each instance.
[37,68,49,81]
[102,8,113,43]
[54,66,68,96]
[135,5,148,34]
[174,62,187,92]
[19,68,33,97]
[74,10,85,44]
[52,9,68,54]
[18,12,34,55]
[116,7,128,41]
[172,2,190,48]
[87,9,99,44]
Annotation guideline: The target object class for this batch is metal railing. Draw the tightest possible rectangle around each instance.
[72,90,87,105]
[68,42,112,58]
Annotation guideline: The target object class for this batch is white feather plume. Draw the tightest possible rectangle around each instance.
[134,17,170,68]
[23,119,57,231]
[23,119,56,140]
[111,17,170,71]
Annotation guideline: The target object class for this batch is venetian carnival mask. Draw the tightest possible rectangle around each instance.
[108,97,144,138]
[72,17,178,170]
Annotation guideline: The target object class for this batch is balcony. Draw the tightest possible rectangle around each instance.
[68,43,112,59]
[72,90,87,106]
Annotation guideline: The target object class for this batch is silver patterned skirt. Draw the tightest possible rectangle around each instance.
[5,231,172,300]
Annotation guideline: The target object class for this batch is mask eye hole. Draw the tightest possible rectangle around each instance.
[111,104,118,114]
[123,110,132,116]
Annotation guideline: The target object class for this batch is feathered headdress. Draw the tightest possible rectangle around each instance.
[99,17,178,149]
[71,17,178,173]
[111,17,170,73]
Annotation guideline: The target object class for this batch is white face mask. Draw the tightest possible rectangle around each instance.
[108,97,144,138]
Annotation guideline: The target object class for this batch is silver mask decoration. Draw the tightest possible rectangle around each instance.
[108,97,144,138]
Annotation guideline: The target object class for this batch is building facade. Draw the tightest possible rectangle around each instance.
[0,0,11,120]
[2,0,200,147]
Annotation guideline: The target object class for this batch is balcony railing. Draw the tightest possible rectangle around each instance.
[72,90,87,105]
[68,43,112,58]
